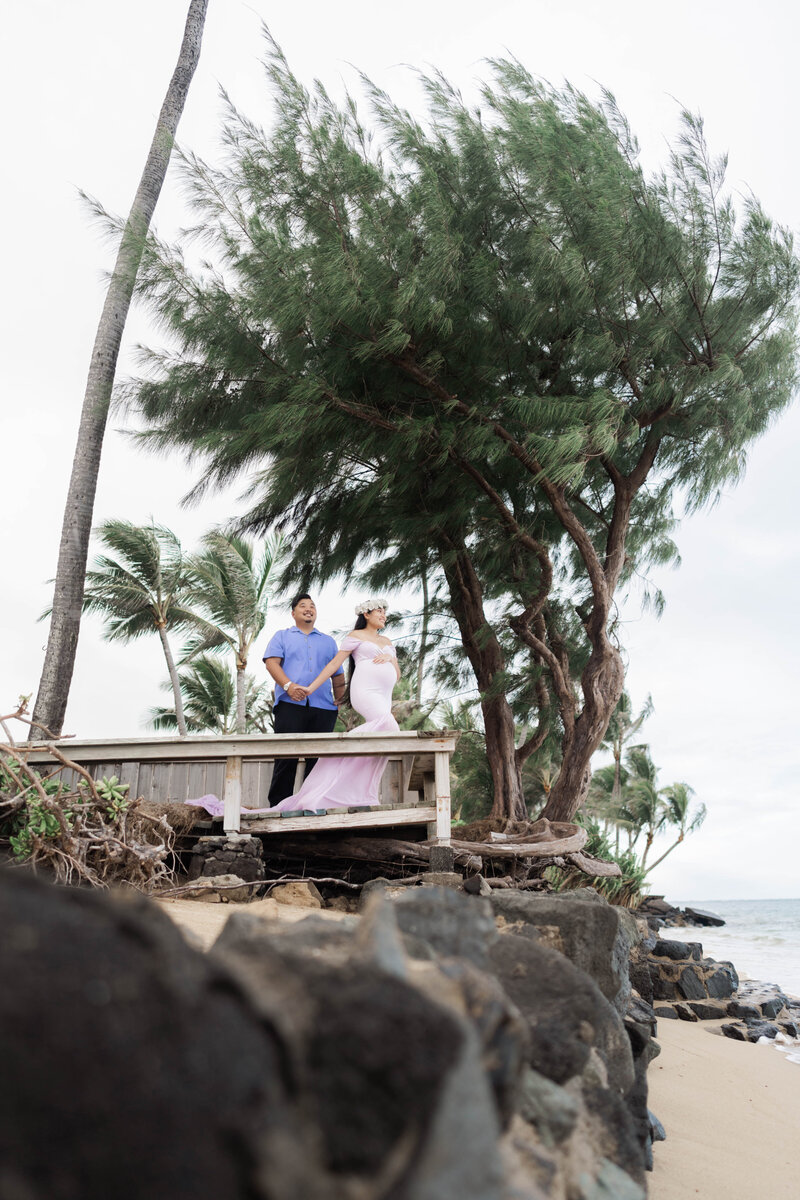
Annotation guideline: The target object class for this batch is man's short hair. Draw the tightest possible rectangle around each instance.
[290,592,313,611]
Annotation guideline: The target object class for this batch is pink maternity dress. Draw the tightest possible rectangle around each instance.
[271,635,399,812]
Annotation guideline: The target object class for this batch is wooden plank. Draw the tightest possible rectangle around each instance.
[187,762,207,801]
[260,759,275,794]
[168,761,189,804]
[423,772,437,840]
[433,749,452,844]
[137,763,155,800]
[241,760,261,809]
[223,756,242,834]
[379,758,400,806]
[244,806,438,834]
[149,762,172,803]
[24,732,459,764]
[119,761,140,797]
[400,753,419,803]
[205,762,225,800]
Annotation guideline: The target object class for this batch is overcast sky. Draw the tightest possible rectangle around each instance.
[2,0,798,900]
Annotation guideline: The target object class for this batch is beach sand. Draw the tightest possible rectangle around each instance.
[649,1018,800,1200]
[158,898,800,1198]
[155,893,350,950]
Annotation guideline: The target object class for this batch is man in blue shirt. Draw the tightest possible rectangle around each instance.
[263,593,346,805]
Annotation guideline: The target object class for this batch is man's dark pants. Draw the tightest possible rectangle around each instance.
[268,700,338,805]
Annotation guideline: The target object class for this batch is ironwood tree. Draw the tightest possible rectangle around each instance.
[126,45,799,821]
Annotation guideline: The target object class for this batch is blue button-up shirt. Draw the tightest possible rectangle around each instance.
[263,626,343,710]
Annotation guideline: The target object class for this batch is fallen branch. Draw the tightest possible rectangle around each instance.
[1,705,177,892]
[566,850,622,878]
[448,827,587,858]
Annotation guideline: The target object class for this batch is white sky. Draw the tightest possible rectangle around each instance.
[2,0,798,900]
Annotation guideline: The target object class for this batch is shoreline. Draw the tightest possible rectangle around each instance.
[648,1018,800,1200]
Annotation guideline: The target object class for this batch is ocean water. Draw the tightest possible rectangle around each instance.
[660,898,800,997]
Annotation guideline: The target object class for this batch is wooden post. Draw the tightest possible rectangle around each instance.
[223,755,242,834]
[423,773,437,841]
[433,750,452,844]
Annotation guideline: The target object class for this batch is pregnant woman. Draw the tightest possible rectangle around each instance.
[272,598,401,812]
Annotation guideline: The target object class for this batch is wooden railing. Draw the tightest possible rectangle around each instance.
[25,731,459,842]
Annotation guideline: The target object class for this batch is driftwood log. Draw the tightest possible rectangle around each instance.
[251,818,619,887]
[449,818,588,859]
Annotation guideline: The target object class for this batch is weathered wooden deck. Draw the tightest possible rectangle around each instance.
[25,731,458,842]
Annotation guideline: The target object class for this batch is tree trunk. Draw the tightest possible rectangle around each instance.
[157,623,188,737]
[235,662,247,734]
[539,638,625,823]
[29,0,209,741]
[415,562,430,707]
[442,538,527,822]
[646,832,684,875]
[483,694,526,821]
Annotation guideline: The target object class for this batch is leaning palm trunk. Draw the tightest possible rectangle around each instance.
[30,0,209,741]
[235,659,247,735]
[157,623,188,737]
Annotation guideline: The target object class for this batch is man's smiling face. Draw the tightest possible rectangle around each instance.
[292,597,317,628]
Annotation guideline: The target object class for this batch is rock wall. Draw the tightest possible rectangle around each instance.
[0,869,659,1200]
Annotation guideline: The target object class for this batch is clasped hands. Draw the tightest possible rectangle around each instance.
[285,681,311,702]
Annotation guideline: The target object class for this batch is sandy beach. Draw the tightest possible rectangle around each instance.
[648,1018,800,1200]
[155,894,351,950]
[158,898,800,1198]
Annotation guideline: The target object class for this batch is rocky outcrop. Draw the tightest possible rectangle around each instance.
[187,831,265,881]
[637,896,726,929]
[217,884,651,1199]
[720,982,800,1041]
[487,888,639,1015]
[0,870,656,1200]
[647,936,739,1019]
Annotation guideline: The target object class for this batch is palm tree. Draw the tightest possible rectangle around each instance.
[645,783,707,875]
[80,520,197,736]
[588,742,706,878]
[585,760,630,842]
[598,692,653,847]
[148,655,273,734]
[623,745,663,868]
[30,0,209,741]
[182,531,284,733]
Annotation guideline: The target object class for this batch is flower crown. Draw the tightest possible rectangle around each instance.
[354,596,389,616]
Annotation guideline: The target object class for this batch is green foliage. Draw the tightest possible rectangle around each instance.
[545,817,649,906]
[7,775,133,861]
[120,45,799,817]
[180,530,284,734]
[586,728,706,877]
[80,520,194,641]
[1,761,62,802]
[9,797,72,862]
[91,774,131,818]
[438,700,495,824]
[149,655,274,734]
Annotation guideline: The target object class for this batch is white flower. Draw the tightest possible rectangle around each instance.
[354,596,389,616]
